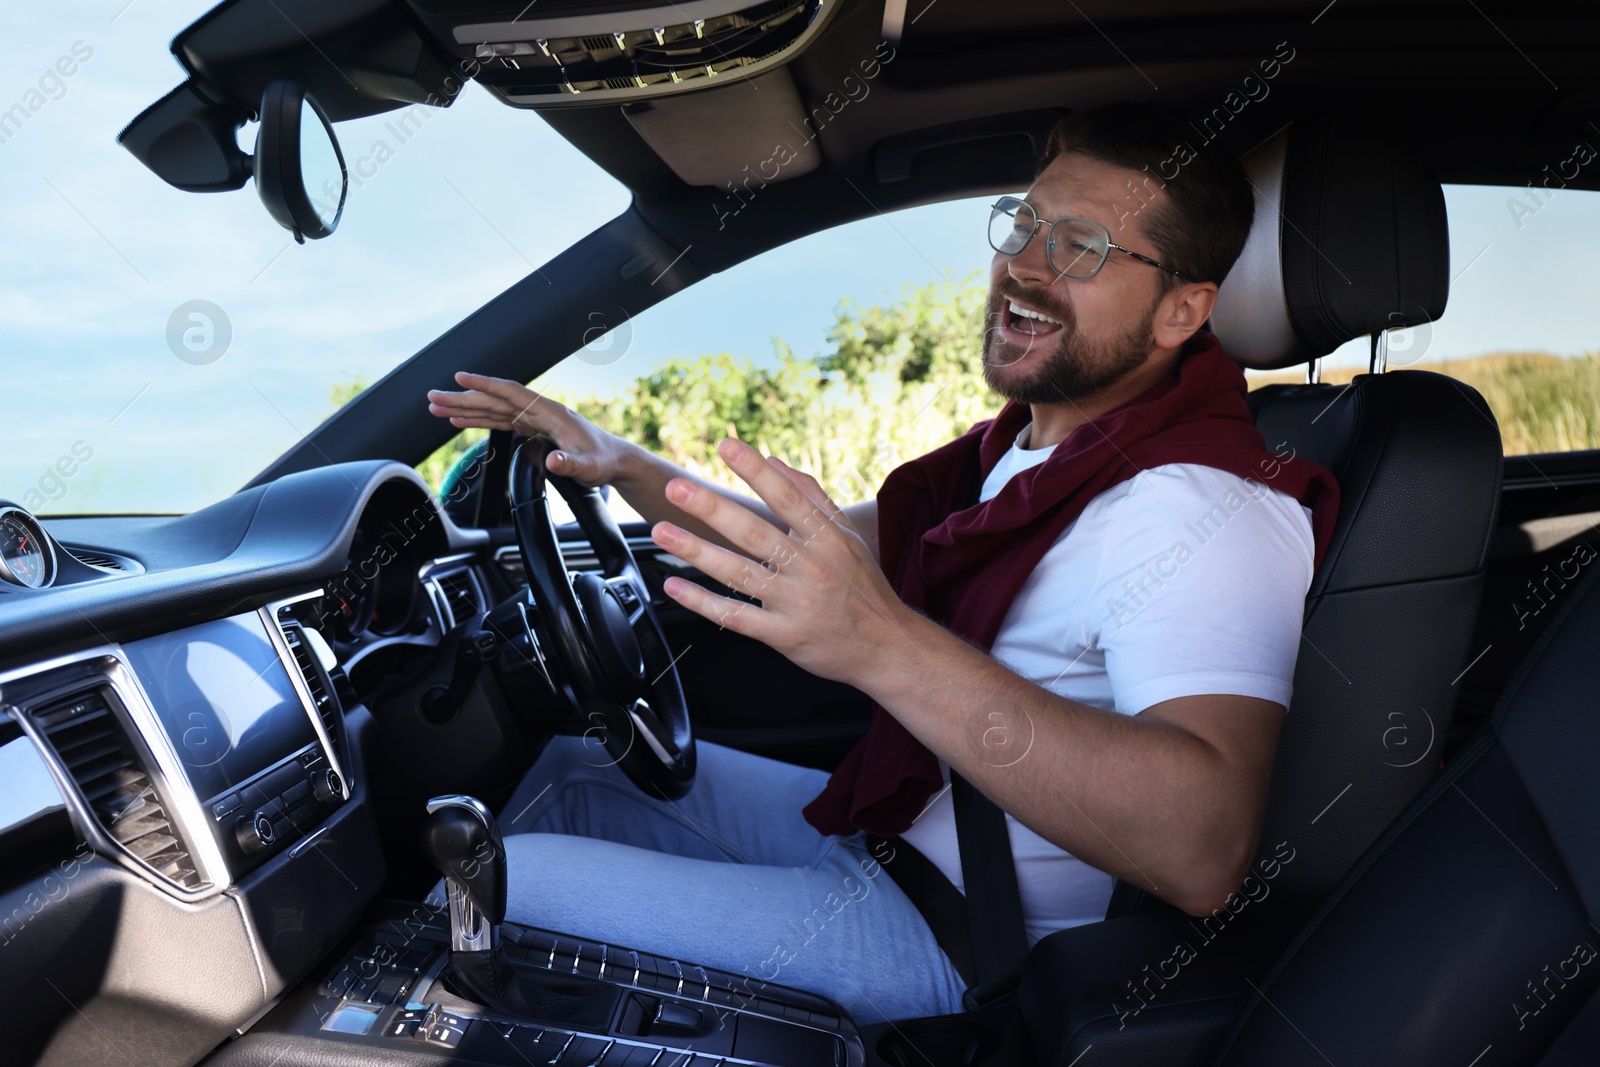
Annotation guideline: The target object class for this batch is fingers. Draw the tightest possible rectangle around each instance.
[452,371,539,405]
[714,439,842,548]
[427,372,572,437]
[661,472,799,566]
[427,394,517,433]
[770,457,859,538]
[460,373,563,422]
[651,521,793,601]
[426,390,519,433]
[427,399,509,427]
[661,575,769,637]
[546,448,605,486]
[427,389,509,414]
[443,415,515,432]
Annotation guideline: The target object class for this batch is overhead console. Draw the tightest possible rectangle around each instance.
[406,0,839,107]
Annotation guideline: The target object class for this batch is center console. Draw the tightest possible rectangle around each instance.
[246,902,863,1067]
[212,792,866,1067]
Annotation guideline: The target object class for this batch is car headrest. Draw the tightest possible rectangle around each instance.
[1210,116,1450,370]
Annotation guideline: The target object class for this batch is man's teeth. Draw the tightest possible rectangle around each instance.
[1008,300,1061,325]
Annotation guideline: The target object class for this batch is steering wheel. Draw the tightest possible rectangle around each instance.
[508,435,696,799]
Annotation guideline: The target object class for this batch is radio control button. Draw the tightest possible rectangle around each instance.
[311,767,344,804]
[235,810,276,854]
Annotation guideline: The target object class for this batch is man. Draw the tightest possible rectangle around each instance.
[424,102,1338,1022]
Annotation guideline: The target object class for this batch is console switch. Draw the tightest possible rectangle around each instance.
[386,1005,467,1050]
[423,1023,463,1049]
[653,1001,705,1035]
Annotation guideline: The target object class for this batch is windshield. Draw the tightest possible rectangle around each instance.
[0,4,628,517]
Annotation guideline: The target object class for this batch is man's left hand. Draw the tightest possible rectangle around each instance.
[649,437,906,688]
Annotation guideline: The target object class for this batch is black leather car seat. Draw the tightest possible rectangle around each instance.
[1217,556,1600,1065]
[1018,115,1504,1065]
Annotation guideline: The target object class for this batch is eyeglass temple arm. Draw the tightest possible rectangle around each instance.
[1107,242,1192,281]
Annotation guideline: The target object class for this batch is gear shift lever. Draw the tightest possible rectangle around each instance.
[421,795,505,953]
[420,795,619,1026]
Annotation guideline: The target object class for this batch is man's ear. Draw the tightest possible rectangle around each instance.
[1153,282,1219,350]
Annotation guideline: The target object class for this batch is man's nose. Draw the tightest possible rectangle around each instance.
[1006,225,1058,286]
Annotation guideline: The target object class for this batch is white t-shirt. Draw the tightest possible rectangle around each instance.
[898,422,1316,944]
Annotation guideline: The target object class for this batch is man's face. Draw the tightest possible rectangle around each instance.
[982,153,1171,405]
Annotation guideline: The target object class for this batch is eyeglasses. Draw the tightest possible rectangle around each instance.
[987,196,1194,283]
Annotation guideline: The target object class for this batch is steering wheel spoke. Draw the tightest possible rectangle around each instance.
[604,574,649,625]
[627,698,683,767]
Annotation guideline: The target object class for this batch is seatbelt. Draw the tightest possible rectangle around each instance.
[866,834,977,989]
[868,777,1030,1006]
[870,474,1031,1007]
[1105,878,1154,918]
[951,771,1029,1008]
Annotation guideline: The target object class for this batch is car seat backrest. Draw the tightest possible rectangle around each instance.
[1111,115,1502,919]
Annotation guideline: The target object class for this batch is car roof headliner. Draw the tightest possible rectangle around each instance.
[539,0,1599,268]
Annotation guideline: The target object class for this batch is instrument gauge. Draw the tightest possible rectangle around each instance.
[0,507,57,588]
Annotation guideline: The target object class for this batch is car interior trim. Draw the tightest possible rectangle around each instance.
[262,589,352,798]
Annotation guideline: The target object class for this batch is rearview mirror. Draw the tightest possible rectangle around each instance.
[254,81,347,242]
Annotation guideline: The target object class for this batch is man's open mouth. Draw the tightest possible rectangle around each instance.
[1001,298,1065,340]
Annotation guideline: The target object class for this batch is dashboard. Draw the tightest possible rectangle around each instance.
[0,460,784,1067]
[0,459,863,1067]
[0,461,521,1065]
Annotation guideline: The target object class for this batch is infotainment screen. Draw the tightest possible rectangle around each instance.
[121,612,316,801]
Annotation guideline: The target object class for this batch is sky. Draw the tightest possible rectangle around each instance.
[2,3,1598,516]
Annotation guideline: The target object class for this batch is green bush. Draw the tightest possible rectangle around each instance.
[390,280,1598,499]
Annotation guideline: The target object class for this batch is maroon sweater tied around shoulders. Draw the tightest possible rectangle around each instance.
[800,329,1340,838]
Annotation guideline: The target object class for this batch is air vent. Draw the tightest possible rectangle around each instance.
[496,543,629,580]
[431,568,485,630]
[562,546,602,572]
[35,690,201,889]
[495,547,526,586]
[67,548,124,571]
[282,624,339,748]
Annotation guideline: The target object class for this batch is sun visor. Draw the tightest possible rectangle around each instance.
[622,68,821,188]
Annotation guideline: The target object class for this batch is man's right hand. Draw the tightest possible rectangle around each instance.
[426,372,629,488]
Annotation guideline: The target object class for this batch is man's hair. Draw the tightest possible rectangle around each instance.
[1035,102,1255,289]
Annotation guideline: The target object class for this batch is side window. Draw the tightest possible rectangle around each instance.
[1246,184,1600,456]
[420,194,1008,523]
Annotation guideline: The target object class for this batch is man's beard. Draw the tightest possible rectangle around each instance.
[980,280,1159,405]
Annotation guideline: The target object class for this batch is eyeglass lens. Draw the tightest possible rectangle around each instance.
[988,199,1110,280]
